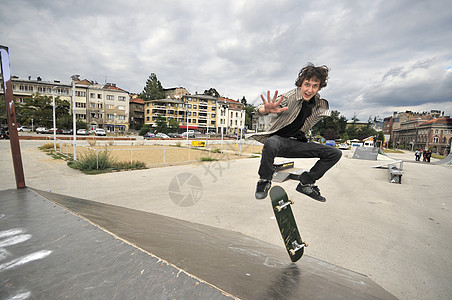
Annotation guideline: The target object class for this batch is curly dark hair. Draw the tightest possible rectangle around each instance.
[295,63,330,89]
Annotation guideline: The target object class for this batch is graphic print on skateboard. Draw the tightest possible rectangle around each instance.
[269,185,307,262]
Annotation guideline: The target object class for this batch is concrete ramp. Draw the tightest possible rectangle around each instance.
[432,152,452,165]
[1,188,396,299]
[353,147,379,160]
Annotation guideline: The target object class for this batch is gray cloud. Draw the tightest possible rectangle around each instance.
[1,0,451,120]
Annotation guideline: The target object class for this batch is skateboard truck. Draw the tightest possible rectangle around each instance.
[275,199,294,212]
[289,240,308,256]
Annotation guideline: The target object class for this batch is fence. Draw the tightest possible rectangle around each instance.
[46,137,263,169]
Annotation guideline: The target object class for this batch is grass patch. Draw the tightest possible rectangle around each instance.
[200,157,219,162]
[382,148,404,154]
[39,142,60,151]
[67,148,147,174]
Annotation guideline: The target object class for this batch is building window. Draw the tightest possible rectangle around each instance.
[106,95,114,100]
[118,96,126,101]
[107,114,115,119]
[118,105,125,110]
[90,93,95,99]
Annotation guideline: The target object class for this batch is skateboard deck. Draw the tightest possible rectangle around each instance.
[269,185,307,262]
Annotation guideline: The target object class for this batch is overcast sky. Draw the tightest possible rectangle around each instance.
[1,0,451,120]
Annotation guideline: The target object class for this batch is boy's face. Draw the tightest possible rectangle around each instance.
[299,78,321,101]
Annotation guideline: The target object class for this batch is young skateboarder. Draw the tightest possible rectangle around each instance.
[251,63,342,201]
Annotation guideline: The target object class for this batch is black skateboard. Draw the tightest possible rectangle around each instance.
[269,185,307,262]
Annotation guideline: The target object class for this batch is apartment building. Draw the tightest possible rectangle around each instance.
[143,90,247,134]
[145,98,186,128]
[393,117,452,154]
[144,93,217,133]
[0,76,130,131]
[217,97,245,135]
[183,93,217,133]
[0,76,72,104]
[129,96,145,130]
[73,79,129,132]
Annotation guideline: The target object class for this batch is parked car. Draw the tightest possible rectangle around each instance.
[325,140,336,147]
[48,128,62,134]
[143,132,156,139]
[61,129,73,135]
[94,128,106,136]
[168,133,183,138]
[76,129,88,135]
[181,131,195,138]
[156,133,170,139]
[36,127,48,134]
[17,126,32,132]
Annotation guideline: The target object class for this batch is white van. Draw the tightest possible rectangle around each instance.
[364,141,374,147]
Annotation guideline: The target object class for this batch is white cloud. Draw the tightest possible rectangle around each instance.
[1,0,452,119]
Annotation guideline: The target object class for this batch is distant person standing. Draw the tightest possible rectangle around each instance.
[415,150,421,161]
[426,149,432,162]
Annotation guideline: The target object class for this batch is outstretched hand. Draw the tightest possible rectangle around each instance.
[260,90,288,114]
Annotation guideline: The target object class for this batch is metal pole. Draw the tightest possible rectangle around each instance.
[0,45,26,188]
[52,87,56,151]
[71,75,79,160]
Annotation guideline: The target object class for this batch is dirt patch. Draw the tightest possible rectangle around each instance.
[70,143,262,167]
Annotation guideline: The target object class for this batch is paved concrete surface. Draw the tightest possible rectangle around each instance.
[1,140,451,299]
[1,188,233,300]
[2,188,395,299]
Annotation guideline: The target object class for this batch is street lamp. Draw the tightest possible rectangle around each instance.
[52,86,56,151]
[71,75,79,160]
[114,113,117,135]
[221,104,228,153]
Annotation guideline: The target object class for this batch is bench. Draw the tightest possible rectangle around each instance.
[388,164,403,184]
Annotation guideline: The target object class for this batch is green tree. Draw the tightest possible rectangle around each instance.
[203,88,220,97]
[140,73,164,101]
[239,96,255,130]
[0,95,7,127]
[154,114,168,133]
[16,93,70,128]
[139,124,152,135]
[168,118,179,133]
[311,110,347,139]
[377,131,385,146]
[57,115,87,130]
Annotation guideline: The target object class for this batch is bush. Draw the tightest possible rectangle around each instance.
[139,124,151,136]
[200,157,219,162]
[67,149,147,174]
[68,149,113,172]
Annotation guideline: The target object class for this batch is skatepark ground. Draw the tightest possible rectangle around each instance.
[1,139,451,299]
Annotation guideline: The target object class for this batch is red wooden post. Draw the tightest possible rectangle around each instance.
[1,45,26,189]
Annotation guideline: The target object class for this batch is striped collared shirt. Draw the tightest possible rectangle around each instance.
[249,88,330,144]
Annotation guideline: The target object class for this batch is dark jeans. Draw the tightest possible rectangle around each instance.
[258,135,342,184]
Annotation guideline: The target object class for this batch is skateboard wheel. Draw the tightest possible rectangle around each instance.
[289,249,295,256]
[275,206,282,212]
[305,242,309,247]
[290,199,294,204]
